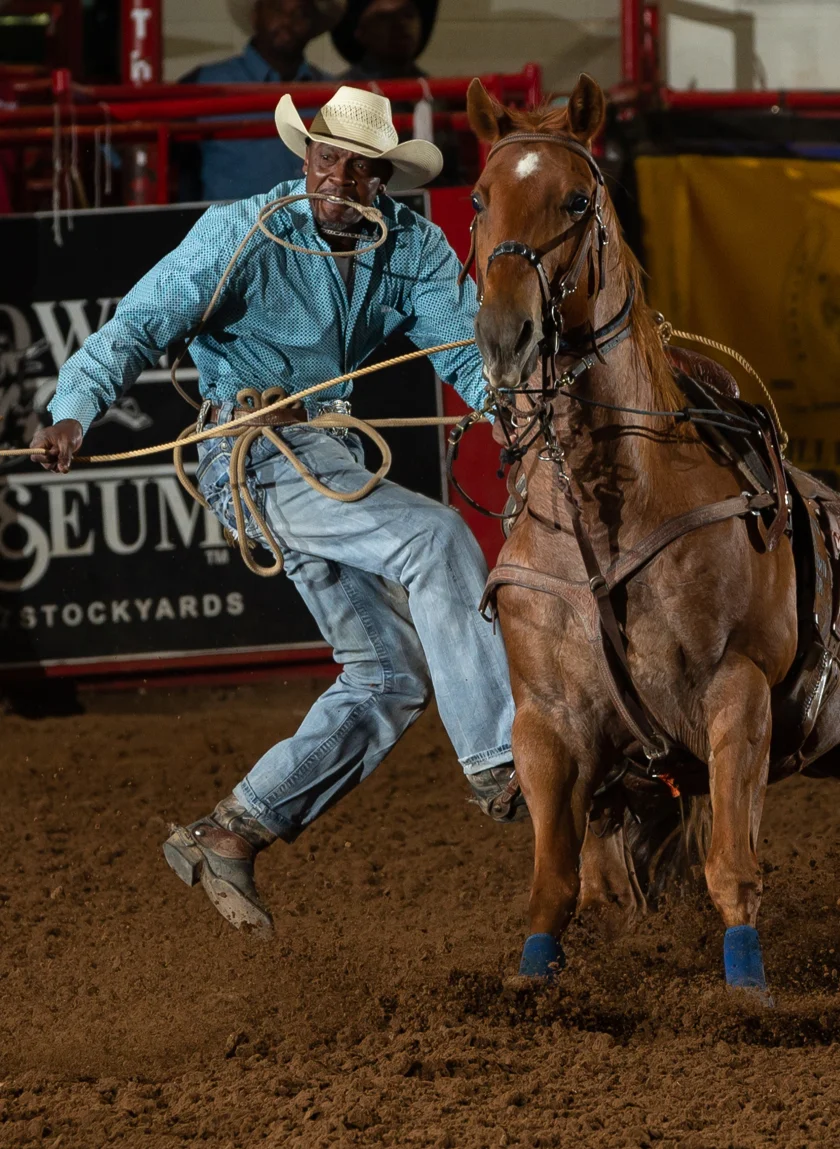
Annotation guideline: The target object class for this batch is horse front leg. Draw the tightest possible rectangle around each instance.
[703,655,772,1001]
[512,699,592,979]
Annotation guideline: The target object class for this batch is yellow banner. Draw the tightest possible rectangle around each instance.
[635,155,840,478]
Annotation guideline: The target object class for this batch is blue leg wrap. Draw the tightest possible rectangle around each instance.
[723,925,768,992]
[518,933,566,980]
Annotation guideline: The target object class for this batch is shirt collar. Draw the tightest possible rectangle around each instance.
[243,41,326,83]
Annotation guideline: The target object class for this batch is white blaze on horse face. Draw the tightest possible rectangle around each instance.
[515,152,541,180]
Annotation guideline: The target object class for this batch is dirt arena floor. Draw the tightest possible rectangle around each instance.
[2,677,839,1148]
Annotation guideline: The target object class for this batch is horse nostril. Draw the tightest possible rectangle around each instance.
[514,319,534,356]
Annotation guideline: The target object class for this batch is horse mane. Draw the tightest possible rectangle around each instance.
[499,103,685,416]
[623,246,686,415]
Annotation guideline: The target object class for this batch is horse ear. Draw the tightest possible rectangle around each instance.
[467,77,514,144]
[567,73,606,144]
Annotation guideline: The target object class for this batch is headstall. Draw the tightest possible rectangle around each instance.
[459,131,615,395]
[449,130,633,516]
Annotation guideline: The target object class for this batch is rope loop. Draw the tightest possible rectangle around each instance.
[170,192,388,410]
[172,388,395,578]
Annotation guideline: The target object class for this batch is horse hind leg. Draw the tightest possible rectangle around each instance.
[703,655,773,1003]
[624,784,712,904]
[578,796,648,939]
[578,779,713,939]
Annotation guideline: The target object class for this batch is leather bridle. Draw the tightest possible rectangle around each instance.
[459,130,613,395]
[449,129,634,518]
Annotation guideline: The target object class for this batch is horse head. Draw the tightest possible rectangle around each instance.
[466,74,609,391]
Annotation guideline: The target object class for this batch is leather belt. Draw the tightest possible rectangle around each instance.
[204,403,307,429]
[199,396,352,434]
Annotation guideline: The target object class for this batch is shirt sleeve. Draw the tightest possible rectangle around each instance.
[402,222,488,413]
[47,205,242,434]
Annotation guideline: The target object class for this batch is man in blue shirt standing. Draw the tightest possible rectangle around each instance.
[183,0,345,201]
[31,87,522,936]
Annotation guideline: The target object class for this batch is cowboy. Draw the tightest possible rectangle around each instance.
[180,0,345,201]
[31,87,522,935]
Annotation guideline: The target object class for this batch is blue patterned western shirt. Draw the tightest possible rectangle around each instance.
[49,180,485,434]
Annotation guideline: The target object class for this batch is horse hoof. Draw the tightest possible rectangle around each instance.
[723,925,772,1005]
[518,933,566,981]
[729,985,775,1009]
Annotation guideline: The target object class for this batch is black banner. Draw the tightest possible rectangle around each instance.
[0,199,442,669]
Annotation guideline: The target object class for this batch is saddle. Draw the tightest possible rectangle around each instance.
[669,356,840,771]
[665,345,740,401]
[486,348,840,786]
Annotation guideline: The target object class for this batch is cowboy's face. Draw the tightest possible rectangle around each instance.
[303,141,392,227]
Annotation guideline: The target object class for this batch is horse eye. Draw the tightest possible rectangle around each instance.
[568,193,589,216]
[471,193,483,213]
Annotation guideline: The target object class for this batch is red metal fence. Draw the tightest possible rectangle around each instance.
[0,67,543,210]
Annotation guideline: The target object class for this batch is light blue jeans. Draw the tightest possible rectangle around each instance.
[196,414,514,841]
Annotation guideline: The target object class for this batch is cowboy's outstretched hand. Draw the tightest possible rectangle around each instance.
[30,420,83,473]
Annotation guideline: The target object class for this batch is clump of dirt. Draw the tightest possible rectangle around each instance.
[1,678,839,1147]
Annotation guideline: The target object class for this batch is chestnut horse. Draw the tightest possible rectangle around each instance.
[465,74,840,998]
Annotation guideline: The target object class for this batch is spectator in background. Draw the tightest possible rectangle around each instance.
[180,0,345,202]
[331,0,437,83]
[330,0,463,182]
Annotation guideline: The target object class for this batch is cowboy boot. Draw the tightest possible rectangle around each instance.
[468,762,530,822]
[162,794,276,934]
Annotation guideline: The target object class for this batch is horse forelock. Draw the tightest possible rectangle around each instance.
[502,102,572,136]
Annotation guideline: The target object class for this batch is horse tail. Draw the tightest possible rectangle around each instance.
[624,791,712,902]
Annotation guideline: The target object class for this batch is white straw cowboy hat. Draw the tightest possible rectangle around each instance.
[275,86,443,192]
[227,0,347,37]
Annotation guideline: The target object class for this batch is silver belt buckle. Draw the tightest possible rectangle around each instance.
[196,398,212,433]
[315,399,352,437]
